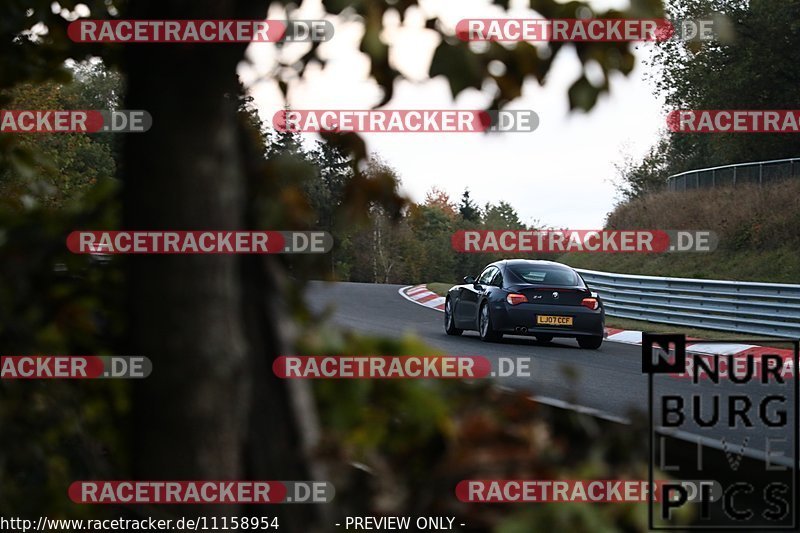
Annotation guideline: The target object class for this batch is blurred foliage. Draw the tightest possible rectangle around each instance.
[0,179,126,518]
[300,324,668,531]
[314,0,664,111]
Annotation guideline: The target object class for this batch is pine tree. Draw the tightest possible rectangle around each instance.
[458,188,481,222]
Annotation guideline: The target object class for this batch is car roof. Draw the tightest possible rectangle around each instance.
[489,259,574,270]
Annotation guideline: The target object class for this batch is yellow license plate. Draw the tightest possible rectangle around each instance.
[536,315,573,326]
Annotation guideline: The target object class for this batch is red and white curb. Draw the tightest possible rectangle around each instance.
[605,327,794,359]
[399,285,445,311]
[605,327,795,378]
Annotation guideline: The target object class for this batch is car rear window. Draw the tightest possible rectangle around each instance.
[508,264,579,286]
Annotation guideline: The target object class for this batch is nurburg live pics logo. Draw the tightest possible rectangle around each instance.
[642,333,799,529]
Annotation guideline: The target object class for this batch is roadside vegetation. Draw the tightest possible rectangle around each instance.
[589,0,800,283]
[614,0,800,201]
[561,181,800,283]
[601,317,776,342]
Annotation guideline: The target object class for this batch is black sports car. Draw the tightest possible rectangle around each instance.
[444,259,605,349]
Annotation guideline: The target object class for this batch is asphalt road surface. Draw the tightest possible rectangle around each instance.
[307,281,796,465]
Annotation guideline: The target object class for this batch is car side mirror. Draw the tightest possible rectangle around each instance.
[463,276,476,284]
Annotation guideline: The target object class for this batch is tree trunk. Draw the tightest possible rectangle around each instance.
[123,1,317,529]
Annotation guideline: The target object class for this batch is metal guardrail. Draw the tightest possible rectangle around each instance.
[666,158,800,191]
[575,268,800,338]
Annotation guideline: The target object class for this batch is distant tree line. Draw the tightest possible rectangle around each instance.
[265,128,538,285]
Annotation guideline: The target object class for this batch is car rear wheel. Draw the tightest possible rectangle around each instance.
[578,336,603,350]
[478,302,503,342]
[444,297,463,336]
[535,335,553,343]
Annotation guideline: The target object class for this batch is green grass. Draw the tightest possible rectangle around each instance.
[604,317,775,342]
[426,282,454,297]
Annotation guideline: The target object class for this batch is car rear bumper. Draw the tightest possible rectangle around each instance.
[490,301,605,337]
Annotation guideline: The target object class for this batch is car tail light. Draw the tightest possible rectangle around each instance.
[507,293,528,305]
[581,297,600,310]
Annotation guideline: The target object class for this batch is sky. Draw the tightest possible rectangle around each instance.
[238,0,668,229]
